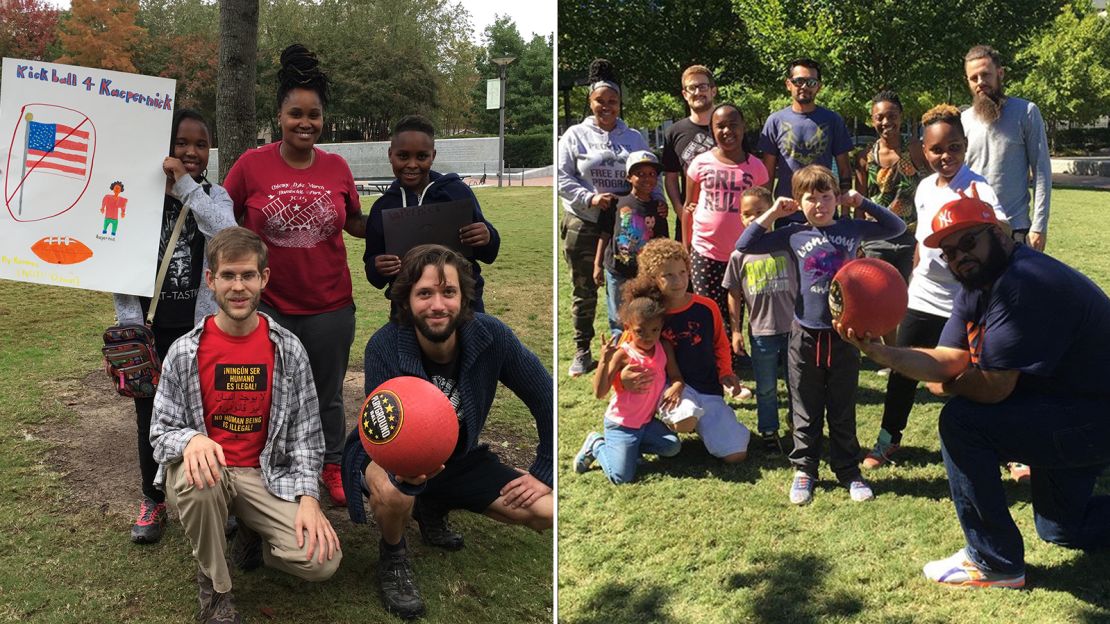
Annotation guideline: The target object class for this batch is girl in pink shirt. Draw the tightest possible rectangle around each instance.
[684,104,769,375]
[573,288,685,484]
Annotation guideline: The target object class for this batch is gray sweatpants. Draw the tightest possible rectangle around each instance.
[787,323,863,483]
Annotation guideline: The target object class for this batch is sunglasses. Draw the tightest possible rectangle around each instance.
[789,77,820,88]
[939,227,990,262]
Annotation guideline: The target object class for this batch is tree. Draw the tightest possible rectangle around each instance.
[216,0,258,180]
[0,0,60,62]
[135,0,220,128]
[471,17,553,137]
[732,0,1065,107]
[56,0,146,73]
[1010,1,1110,147]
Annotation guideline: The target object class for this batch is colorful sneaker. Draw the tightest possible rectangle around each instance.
[574,432,603,474]
[862,429,900,469]
[568,349,596,377]
[1008,462,1031,483]
[923,548,1026,589]
[846,478,875,502]
[321,463,347,507]
[789,471,815,505]
[130,496,167,544]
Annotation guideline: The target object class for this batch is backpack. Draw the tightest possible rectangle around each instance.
[102,324,161,398]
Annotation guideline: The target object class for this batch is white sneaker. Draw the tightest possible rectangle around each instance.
[846,479,874,502]
[923,548,1025,589]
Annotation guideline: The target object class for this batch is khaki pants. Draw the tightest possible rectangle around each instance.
[166,463,341,593]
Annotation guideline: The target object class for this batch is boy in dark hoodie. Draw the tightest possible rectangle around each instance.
[364,115,501,311]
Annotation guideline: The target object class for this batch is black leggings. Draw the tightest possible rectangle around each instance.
[879,309,948,444]
[134,324,191,503]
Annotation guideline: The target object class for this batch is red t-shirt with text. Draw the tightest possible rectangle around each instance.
[223,142,361,314]
[198,316,274,467]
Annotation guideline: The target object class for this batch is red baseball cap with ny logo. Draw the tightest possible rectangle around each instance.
[923,183,1002,248]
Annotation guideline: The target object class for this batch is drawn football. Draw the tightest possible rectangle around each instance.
[358,376,458,477]
[829,258,907,338]
[30,235,93,265]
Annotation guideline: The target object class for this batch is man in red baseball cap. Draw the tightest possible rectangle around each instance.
[836,197,1110,589]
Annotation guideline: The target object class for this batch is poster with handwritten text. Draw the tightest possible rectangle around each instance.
[0,58,175,296]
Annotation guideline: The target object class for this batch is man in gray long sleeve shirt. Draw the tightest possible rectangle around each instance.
[962,44,1052,251]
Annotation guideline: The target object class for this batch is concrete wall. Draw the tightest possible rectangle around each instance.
[208,136,502,182]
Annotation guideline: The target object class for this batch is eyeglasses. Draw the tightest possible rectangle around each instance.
[684,83,712,94]
[214,270,261,284]
[939,228,989,262]
[788,77,820,88]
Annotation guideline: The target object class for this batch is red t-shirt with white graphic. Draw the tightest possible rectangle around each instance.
[223,142,362,314]
[198,316,274,468]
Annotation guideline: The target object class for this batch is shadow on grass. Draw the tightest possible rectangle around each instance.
[1027,550,1110,621]
[725,553,863,624]
[571,580,677,624]
[649,440,761,484]
[873,473,953,500]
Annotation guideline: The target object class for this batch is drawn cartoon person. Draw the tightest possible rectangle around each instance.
[100,180,127,236]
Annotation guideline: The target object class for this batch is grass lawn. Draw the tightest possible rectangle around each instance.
[0,187,554,623]
[556,188,1110,623]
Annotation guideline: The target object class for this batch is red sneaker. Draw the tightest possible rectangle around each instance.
[321,463,347,507]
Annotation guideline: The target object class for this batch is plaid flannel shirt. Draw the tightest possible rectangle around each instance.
[150,313,324,502]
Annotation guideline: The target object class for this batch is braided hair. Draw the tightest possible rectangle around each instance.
[277,44,330,110]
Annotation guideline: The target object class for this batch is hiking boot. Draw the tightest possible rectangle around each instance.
[846,478,875,502]
[413,498,464,551]
[923,548,1026,589]
[130,497,167,544]
[230,522,263,572]
[789,471,815,505]
[378,540,426,619]
[574,432,603,473]
[568,349,596,377]
[862,429,900,469]
[196,567,242,623]
[321,463,347,507]
[1008,462,1031,483]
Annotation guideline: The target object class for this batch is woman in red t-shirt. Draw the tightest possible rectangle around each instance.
[223,44,366,507]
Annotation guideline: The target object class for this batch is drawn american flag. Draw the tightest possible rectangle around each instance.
[26,120,90,178]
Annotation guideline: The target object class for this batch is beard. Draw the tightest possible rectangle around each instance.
[413,312,459,343]
[217,291,260,321]
[952,233,1010,290]
[972,85,1004,124]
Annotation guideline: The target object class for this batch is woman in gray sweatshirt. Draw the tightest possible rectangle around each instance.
[558,60,659,377]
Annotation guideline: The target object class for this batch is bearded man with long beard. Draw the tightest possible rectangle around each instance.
[961,45,1052,253]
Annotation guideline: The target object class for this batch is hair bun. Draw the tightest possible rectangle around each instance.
[588,58,618,84]
[276,43,329,109]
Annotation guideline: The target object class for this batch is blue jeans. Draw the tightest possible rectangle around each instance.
[749,332,789,434]
[939,390,1110,575]
[604,270,626,340]
[595,418,681,485]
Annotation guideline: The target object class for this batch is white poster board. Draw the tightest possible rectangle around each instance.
[0,58,175,296]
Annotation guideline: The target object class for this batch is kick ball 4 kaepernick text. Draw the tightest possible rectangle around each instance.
[358,376,459,477]
[829,258,908,338]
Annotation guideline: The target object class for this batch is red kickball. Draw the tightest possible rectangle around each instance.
[829,258,908,338]
[358,376,459,477]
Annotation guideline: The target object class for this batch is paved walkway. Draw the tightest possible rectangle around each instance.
[1053,173,1110,191]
